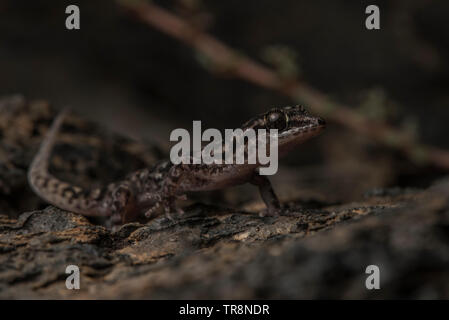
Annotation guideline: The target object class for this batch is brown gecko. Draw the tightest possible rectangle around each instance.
[28,106,325,226]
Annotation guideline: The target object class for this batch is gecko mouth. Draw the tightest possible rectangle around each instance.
[278,123,326,138]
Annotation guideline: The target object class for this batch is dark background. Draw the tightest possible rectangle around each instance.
[1,0,448,201]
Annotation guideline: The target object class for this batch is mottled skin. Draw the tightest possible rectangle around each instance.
[28,106,325,226]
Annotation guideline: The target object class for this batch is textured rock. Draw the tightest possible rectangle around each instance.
[1,96,448,299]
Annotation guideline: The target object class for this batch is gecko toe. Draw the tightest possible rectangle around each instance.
[259,207,281,217]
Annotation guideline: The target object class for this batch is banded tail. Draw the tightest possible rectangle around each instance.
[27,109,107,215]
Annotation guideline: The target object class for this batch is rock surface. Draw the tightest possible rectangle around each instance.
[1,96,448,299]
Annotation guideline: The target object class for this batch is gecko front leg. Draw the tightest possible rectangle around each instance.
[250,171,281,217]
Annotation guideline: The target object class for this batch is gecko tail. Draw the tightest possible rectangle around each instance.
[28,107,70,176]
[27,108,82,211]
[27,108,110,216]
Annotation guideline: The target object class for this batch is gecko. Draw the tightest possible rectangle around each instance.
[28,105,325,227]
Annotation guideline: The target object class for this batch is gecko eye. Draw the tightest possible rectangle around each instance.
[265,110,288,131]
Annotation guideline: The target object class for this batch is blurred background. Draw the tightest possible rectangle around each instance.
[1,0,449,204]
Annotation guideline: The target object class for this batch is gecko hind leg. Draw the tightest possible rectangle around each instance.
[163,195,186,221]
[143,193,186,221]
[105,212,123,230]
[110,184,141,224]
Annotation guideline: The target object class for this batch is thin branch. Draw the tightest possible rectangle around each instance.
[119,0,449,170]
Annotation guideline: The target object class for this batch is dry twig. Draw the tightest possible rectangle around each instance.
[118,0,449,170]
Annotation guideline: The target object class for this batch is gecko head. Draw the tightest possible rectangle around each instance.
[242,105,325,155]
